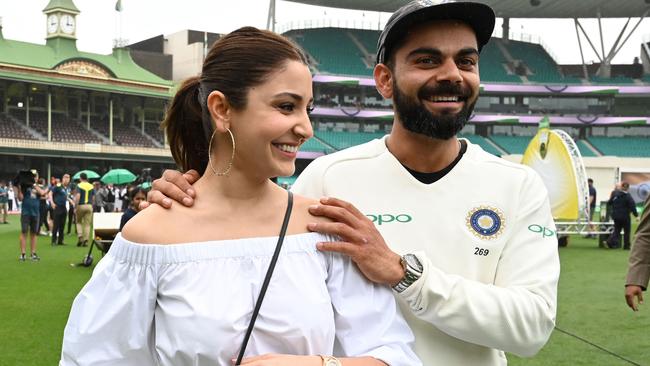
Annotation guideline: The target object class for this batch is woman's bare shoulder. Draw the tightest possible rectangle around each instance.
[290,194,334,226]
[121,204,181,244]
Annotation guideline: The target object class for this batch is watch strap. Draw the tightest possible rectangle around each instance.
[320,355,342,366]
[392,253,423,293]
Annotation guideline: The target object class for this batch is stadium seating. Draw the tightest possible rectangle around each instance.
[299,137,336,154]
[351,29,379,57]
[7,110,103,144]
[590,76,638,85]
[459,134,503,156]
[587,136,650,157]
[489,135,533,154]
[0,115,35,140]
[478,40,521,83]
[288,28,372,76]
[504,40,566,83]
[93,120,156,147]
[315,130,385,150]
[144,122,165,145]
[576,140,598,157]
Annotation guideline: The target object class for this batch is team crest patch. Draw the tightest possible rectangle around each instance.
[466,206,505,240]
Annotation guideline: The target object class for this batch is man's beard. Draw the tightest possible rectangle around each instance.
[392,80,476,140]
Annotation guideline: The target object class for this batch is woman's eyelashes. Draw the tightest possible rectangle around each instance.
[277,102,314,114]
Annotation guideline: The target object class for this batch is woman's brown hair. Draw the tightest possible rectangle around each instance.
[162,27,308,173]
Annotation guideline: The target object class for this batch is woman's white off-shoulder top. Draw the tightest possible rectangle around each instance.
[60,232,420,366]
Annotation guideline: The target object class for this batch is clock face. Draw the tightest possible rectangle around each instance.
[47,14,59,34]
[60,14,75,34]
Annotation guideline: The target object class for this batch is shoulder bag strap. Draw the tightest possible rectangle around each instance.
[235,191,293,365]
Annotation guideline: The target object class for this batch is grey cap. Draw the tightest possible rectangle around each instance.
[376,0,496,65]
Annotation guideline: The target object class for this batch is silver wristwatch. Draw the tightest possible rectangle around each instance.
[392,253,423,293]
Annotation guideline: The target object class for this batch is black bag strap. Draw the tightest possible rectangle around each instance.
[235,191,293,365]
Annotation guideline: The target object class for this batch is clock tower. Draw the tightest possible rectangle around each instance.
[43,0,80,40]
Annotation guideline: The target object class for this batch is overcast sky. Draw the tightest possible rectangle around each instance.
[1,0,649,65]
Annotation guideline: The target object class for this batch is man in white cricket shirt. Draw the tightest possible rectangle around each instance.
[147,1,560,364]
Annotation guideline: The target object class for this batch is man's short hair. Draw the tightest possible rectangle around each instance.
[80,173,87,180]
[588,178,593,184]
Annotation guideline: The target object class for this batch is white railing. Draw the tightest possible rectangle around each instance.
[0,138,171,157]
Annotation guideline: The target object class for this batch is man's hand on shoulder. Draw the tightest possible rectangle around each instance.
[140,169,200,210]
[307,196,404,286]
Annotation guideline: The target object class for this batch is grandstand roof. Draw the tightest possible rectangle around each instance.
[286,0,650,18]
[0,37,172,98]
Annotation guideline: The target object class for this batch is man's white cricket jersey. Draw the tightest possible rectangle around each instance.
[292,136,560,366]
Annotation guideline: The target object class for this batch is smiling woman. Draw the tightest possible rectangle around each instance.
[59,27,420,366]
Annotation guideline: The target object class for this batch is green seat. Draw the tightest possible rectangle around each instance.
[587,137,650,157]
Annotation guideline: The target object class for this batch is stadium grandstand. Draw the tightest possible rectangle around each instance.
[1,0,650,199]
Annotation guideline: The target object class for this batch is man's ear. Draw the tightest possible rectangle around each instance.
[206,90,231,132]
[374,63,394,100]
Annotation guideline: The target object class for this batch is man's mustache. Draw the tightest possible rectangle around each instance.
[417,84,471,100]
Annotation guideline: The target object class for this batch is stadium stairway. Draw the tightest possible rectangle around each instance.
[346,31,374,69]
[576,139,601,157]
[76,121,108,145]
[6,114,45,140]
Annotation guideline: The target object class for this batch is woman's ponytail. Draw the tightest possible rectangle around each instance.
[162,76,210,173]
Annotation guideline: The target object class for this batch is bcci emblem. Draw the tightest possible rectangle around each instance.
[466,206,505,240]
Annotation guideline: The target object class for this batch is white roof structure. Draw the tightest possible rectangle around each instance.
[284,0,650,19]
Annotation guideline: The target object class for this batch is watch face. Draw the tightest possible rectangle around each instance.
[61,15,75,34]
[47,14,59,33]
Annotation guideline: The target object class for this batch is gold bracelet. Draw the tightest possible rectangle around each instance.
[319,355,342,366]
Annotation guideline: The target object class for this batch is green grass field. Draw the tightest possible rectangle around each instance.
[1,213,649,365]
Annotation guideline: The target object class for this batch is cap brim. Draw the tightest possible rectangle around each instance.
[378,2,495,64]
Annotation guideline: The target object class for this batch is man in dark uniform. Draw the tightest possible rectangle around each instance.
[608,182,639,249]
[49,173,73,245]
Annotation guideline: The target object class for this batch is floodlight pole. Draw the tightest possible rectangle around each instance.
[574,19,589,80]
[267,0,276,32]
[575,20,603,63]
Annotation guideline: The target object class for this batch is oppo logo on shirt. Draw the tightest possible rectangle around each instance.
[366,214,412,225]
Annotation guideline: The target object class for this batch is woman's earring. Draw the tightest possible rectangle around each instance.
[207,128,235,176]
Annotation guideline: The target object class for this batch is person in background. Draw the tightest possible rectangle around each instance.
[49,174,73,246]
[586,178,597,238]
[608,181,639,249]
[119,184,130,213]
[16,170,47,261]
[104,183,116,212]
[92,181,105,213]
[625,193,650,311]
[66,186,76,235]
[0,180,9,224]
[114,185,124,212]
[74,173,94,247]
[7,182,15,212]
[37,177,51,236]
[119,187,147,231]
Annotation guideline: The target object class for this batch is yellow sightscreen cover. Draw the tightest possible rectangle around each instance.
[521,125,580,220]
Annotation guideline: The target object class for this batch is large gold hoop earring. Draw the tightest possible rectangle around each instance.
[207,128,235,176]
